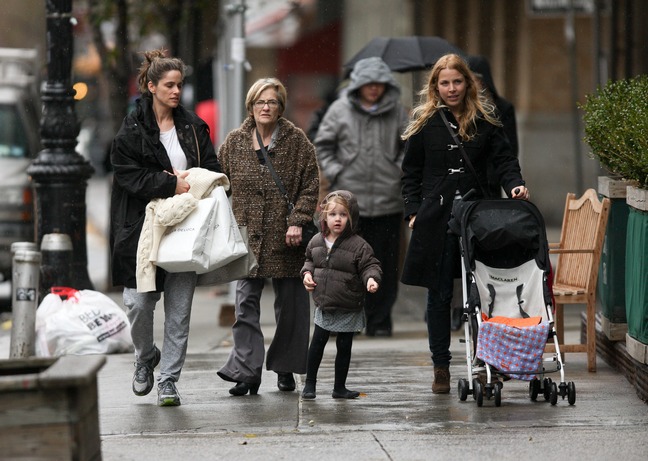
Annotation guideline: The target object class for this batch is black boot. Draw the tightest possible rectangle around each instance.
[301,379,316,399]
[229,382,260,396]
[332,387,360,399]
[277,372,296,391]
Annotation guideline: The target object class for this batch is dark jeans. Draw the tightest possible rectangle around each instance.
[426,230,460,366]
[359,213,402,334]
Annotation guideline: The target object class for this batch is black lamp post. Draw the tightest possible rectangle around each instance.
[27,0,94,289]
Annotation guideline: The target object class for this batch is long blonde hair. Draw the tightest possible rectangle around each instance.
[402,54,500,141]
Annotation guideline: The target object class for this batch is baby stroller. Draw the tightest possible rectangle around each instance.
[449,194,576,407]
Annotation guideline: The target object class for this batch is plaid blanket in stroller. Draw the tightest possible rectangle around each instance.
[476,319,551,380]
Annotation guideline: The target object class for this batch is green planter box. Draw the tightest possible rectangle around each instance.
[598,178,631,329]
[625,199,648,345]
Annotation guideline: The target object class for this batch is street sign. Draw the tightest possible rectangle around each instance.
[527,0,596,15]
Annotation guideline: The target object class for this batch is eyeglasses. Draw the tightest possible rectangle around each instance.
[254,99,280,108]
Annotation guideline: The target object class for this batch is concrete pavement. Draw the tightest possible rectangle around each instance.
[95,284,648,461]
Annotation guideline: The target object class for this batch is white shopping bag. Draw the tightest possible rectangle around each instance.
[156,187,248,274]
[198,226,259,285]
[207,186,248,271]
[156,194,216,273]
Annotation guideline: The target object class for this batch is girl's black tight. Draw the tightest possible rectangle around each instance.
[305,324,354,390]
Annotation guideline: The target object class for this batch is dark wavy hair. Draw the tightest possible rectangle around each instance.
[137,48,186,95]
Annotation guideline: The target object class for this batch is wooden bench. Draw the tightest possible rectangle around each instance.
[546,188,611,372]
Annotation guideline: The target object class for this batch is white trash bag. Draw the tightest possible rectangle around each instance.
[35,287,133,357]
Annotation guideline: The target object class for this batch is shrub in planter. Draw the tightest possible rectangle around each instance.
[580,75,648,188]
[582,76,648,362]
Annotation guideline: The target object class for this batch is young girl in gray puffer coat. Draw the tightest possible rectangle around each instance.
[301,190,382,399]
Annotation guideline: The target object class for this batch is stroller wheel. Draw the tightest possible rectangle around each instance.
[458,379,469,401]
[543,377,553,401]
[472,378,480,400]
[475,381,484,407]
[494,383,502,407]
[550,382,558,405]
[567,382,576,405]
[529,378,541,401]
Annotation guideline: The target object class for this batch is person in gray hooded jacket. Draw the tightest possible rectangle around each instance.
[314,57,408,337]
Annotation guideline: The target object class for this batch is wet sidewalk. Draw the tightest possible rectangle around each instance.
[97,285,648,461]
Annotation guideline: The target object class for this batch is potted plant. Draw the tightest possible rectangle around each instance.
[580,75,648,364]
[581,75,648,188]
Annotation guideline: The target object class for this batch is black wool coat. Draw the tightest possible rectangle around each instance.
[400,108,525,289]
[109,96,220,289]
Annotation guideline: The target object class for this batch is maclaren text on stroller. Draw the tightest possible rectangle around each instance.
[449,194,576,407]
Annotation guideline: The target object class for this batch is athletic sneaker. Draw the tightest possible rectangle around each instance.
[132,346,161,396]
[157,380,181,407]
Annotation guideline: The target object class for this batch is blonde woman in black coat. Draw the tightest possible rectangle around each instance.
[400,54,529,394]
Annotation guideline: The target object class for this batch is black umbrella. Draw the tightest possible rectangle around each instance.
[344,36,465,73]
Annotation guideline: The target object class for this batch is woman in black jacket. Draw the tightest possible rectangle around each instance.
[400,54,529,394]
[110,49,220,406]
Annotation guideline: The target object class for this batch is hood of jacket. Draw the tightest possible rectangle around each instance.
[320,189,360,239]
[131,95,161,140]
[346,57,401,114]
[467,55,499,100]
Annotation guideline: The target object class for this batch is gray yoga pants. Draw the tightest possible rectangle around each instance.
[123,271,198,383]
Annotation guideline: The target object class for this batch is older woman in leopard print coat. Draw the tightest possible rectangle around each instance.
[217,77,319,396]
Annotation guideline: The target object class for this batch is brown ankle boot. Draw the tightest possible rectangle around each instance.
[432,365,451,394]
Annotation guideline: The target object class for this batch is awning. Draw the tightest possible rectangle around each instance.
[245,0,316,47]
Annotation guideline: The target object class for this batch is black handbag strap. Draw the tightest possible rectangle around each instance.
[438,109,489,198]
[255,129,295,212]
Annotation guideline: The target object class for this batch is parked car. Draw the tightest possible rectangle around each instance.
[0,48,40,309]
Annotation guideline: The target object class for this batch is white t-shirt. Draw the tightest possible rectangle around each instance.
[159,126,187,170]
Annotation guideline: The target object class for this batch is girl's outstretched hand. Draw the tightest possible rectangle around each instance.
[367,278,379,293]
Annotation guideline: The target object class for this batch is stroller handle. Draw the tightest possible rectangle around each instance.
[462,188,478,201]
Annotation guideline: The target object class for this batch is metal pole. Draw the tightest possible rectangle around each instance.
[592,0,606,89]
[623,0,633,78]
[566,1,584,193]
[229,0,247,128]
[26,0,94,289]
[9,248,41,358]
[215,0,247,319]
[215,5,231,145]
[40,233,73,300]
[216,0,247,144]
